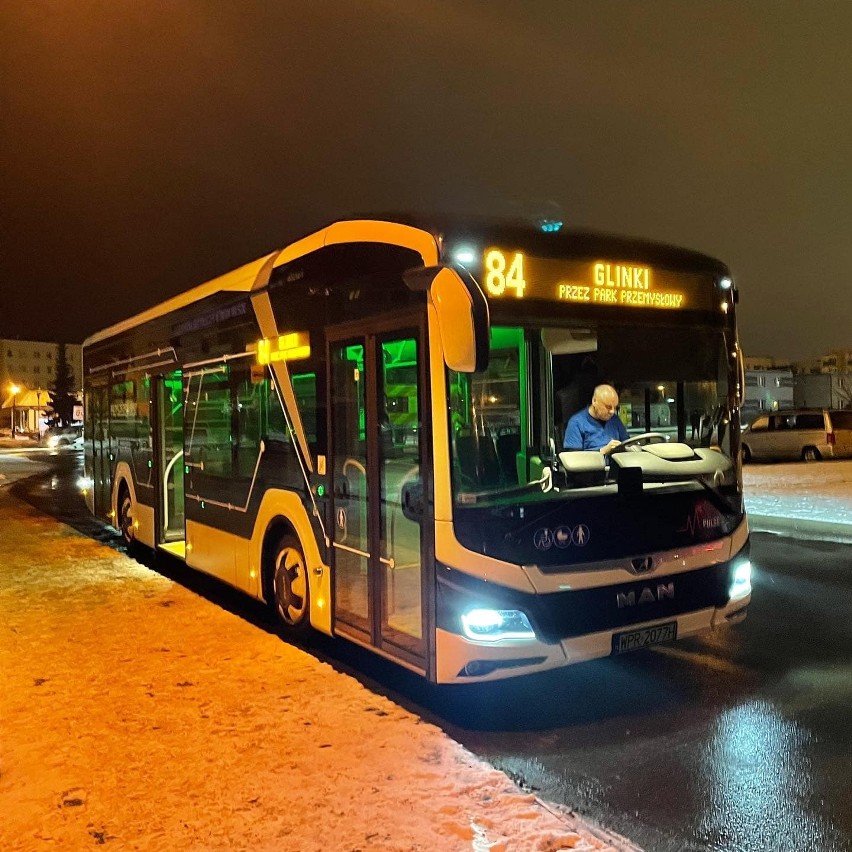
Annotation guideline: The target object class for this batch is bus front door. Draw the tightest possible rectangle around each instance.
[329,320,429,673]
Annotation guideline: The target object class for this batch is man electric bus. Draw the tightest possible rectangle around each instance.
[82,216,751,683]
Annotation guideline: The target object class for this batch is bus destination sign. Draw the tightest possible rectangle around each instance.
[481,248,713,311]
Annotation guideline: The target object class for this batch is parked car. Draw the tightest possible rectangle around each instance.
[741,408,852,462]
[43,425,83,449]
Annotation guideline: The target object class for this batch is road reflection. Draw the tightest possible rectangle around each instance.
[697,700,835,851]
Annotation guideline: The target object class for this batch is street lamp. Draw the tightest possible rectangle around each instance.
[9,384,20,437]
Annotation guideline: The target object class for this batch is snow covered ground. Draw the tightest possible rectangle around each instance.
[743,459,852,539]
[0,468,632,852]
[1,452,849,851]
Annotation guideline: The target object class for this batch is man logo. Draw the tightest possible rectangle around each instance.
[616,583,675,608]
[630,556,655,574]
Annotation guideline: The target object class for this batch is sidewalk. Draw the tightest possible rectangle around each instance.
[0,476,632,852]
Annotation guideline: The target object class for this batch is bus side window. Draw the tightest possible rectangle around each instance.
[234,364,262,478]
[188,369,233,479]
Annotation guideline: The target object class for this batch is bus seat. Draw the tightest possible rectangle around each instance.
[558,450,606,472]
[477,434,502,488]
[558,450,606,487]
[453,435,479,484]
[495,432,521,485]
[454,434,503,489]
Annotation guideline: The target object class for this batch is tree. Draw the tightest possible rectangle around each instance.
[48,343,76,427]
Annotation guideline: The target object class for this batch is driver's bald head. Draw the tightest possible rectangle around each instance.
[590,384,619,421]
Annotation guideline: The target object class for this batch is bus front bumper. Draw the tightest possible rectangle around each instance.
[435,592,750,684]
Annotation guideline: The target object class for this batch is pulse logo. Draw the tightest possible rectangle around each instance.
[677,500,723,536]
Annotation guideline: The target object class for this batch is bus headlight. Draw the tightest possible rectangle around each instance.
[460,608,536,642]
[77,476,94,492]
[729,560,752,599]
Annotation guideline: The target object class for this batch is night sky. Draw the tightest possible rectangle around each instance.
[2,1,850,361]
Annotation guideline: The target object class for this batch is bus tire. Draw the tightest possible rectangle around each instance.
[802,446,821,462]
[269,533,311,636]
[117,482,136,549]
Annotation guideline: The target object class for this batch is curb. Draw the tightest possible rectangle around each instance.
[538,799,645,851]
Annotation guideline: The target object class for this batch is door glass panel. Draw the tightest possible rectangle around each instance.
[379,336,423,649]
[160,370,184,541]
[331,343,370,631]
[86,385,110,517]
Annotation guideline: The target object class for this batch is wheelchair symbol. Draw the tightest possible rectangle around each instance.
[533,528,553,551]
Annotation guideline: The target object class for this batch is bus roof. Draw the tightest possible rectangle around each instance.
[83,215,729,348]
[83,219,441,348]
[383,213,730,276]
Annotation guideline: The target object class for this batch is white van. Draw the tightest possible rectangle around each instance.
[43,425,84,449]
[741,408,852,462]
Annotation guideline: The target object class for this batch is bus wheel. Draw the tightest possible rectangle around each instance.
[270,534,311,635]
[117,484,136,546]
[802,447,821,462]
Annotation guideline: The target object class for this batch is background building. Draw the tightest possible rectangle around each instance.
[793,373,852,409]
[742,357,794,424]
[0,339,82,435]
[814,347,852,374]
[743,349,852,418]
[790,347,852,409]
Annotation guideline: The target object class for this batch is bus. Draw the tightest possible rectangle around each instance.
[81,216,751,683]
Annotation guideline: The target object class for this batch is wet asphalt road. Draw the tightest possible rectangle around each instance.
[9,450,852,852]
[436,534,852,852]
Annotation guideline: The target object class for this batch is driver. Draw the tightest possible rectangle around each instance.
[563,384,628,454]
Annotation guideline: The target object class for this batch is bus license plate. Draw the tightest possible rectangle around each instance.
[612,621,677,654]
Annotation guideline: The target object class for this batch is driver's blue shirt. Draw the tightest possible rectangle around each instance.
[563,408,628,450]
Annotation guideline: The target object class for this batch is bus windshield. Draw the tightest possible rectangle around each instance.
[448,323,736,504]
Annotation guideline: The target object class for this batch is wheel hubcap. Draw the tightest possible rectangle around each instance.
[120,496,134,542]
[274,548,306,625]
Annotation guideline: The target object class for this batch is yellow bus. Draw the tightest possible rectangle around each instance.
[82,216,751,683]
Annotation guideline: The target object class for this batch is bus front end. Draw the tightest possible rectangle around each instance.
[431,235,749,683]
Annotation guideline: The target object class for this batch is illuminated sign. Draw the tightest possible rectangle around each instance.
[256,332,311,365]
[484,249,526,298]
[481,249,714,311]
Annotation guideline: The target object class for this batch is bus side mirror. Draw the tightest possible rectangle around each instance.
[404,265,490,373]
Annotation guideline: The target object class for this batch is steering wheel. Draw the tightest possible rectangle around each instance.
[611,432,667,452]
